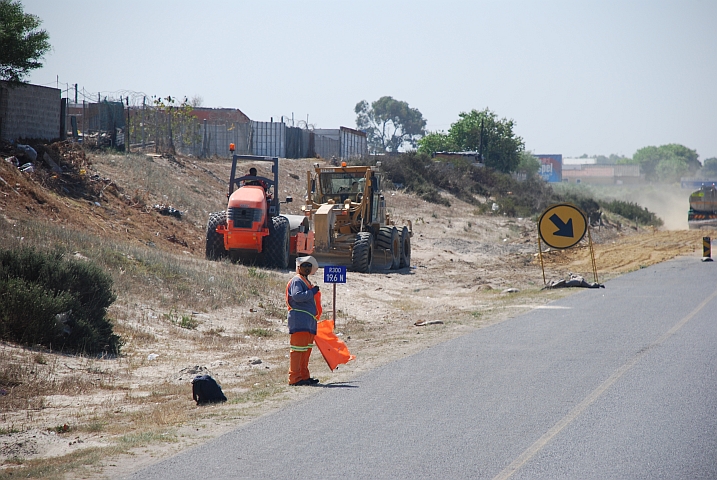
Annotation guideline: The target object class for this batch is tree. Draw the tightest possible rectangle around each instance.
[417,131,455,154]
[700,157,717,177]
[190,95,203,107]
[144,95,197,155]
[622,144,701,182]
[516,151,541,178]
[418,108,525,173]
[0,0,51,83]
[355,96,426,153]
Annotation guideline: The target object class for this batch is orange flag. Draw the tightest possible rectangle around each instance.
[315,320,355,371]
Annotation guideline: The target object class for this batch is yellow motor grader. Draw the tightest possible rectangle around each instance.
[301,163,411,273]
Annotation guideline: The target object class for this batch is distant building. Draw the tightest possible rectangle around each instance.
[561,164,643,185]
[189,107,250,124]
[563,157,597,166]
[534,154,563,182]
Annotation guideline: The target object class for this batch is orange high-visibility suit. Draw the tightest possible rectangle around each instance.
[286,274,322,385]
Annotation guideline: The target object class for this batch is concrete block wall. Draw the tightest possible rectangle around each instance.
[0,82,61,142]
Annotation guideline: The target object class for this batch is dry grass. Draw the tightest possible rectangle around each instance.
[0,430,182,480]
[0,346,117,413]
[0,447,109,480]
[89,152,229,226]
[0,193,293,477]
[0,215,286,315]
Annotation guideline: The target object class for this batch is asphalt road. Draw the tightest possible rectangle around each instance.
[129,256,717,479]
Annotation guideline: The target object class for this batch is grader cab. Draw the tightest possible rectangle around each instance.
[301,163,411,273]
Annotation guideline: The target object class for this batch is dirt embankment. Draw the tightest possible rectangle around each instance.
[0,143,710,478]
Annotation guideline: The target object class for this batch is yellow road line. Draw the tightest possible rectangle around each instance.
[493,286,717,480]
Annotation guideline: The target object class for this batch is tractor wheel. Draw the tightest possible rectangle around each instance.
[205,211,227,260]
[399,226,411,268]
[377,226,400,269]
[265,215,290,269]
[351,232,373,273]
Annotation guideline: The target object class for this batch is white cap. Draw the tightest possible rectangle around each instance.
[296,256,318,275]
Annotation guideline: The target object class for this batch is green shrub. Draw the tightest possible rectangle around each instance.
[373,152,564,215]
[559,191,601,222]
[0,248,121,354]
[378,152,452,205]
[602,200,663,227]
[362,153,665,224]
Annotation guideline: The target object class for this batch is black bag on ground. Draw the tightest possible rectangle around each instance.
[191,374,227,405]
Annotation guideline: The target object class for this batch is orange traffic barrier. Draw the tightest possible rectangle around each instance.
[315,320,355,371]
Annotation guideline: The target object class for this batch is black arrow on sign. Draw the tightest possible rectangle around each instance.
[549,214,574,237]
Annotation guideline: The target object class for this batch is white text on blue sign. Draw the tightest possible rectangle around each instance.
[324,266,347,284]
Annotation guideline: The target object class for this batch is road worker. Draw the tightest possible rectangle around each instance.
[245,167,268,191]
[286,256,321,386]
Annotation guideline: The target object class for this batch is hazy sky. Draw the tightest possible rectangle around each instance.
[22,0,717,160]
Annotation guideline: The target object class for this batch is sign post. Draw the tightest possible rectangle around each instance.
[537,204,597,283]
[323,266,347,329]
[703,237,713,262]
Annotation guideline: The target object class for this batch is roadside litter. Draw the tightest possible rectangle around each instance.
[153,204,183,219]
[414,320,444,326]
[16,144,37,161]
[177,365,210,382]
[542,273,604,289]
[191,374,227,405]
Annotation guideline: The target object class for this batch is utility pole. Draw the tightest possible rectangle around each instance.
[141,96,146,149]
[126,96,130,154]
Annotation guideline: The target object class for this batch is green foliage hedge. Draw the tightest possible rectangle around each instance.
[378,152,451,206]
[0,248,121,354]
[362,153,663,224]
[377,152,562,216]
[602,200,663,227]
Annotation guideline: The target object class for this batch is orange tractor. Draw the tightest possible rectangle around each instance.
[205,155,314,268]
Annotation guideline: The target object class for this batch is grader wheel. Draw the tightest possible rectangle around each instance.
[377,226,400,269]
[399,226,411,268]
[352,232,373,273]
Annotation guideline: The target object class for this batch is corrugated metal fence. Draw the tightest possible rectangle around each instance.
[340,126,368,159]
[120,105,367,160]
[180,122,367,160]
[195,121,252,157]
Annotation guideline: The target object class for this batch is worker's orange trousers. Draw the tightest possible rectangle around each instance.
[289,332,315,385]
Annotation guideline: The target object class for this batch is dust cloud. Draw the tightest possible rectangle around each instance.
[619,184,691,230]
[555,183,692,230]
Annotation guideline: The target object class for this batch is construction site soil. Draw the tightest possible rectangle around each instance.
[0,141,709,479]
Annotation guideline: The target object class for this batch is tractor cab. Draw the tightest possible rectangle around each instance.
[228,157,286,217]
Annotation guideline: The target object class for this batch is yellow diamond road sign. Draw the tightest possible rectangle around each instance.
[538,204,588,249]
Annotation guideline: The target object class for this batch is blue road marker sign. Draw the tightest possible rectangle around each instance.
[324,266,347,284]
